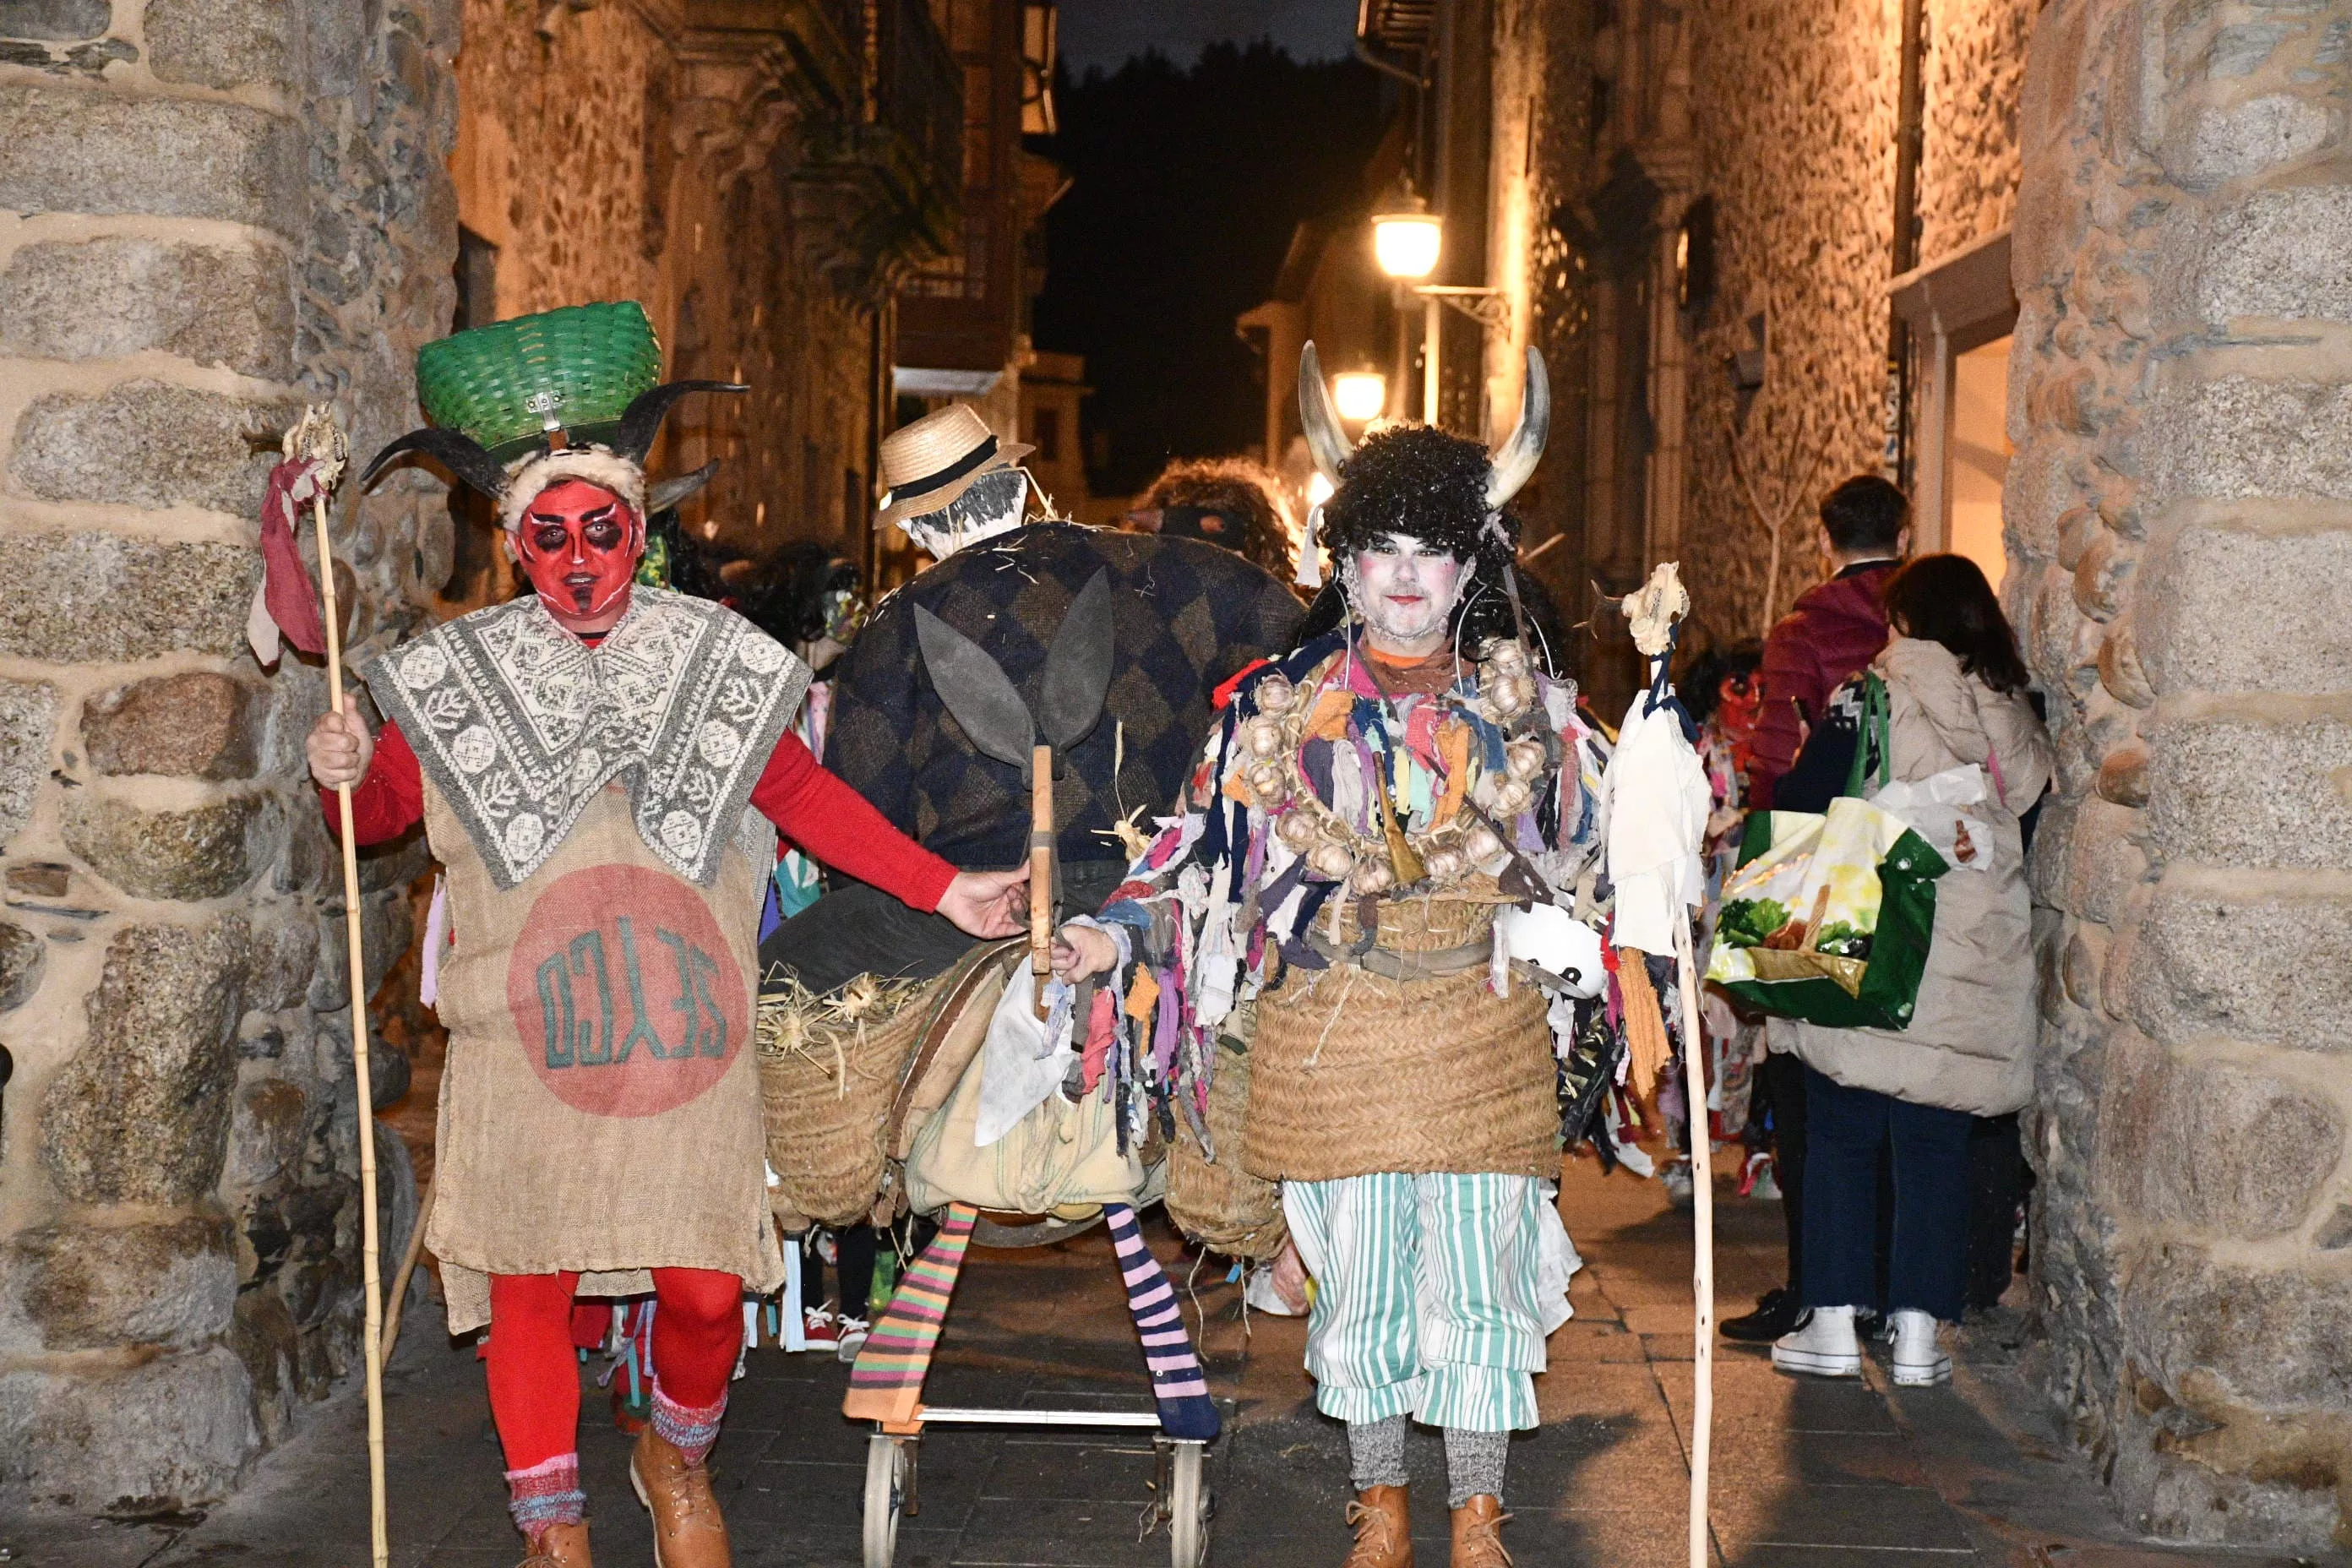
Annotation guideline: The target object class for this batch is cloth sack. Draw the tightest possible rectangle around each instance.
[903,1045,1146,1218]
[1706,675,1948,1031]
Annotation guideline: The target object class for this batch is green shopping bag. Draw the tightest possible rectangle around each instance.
[1705,674,1948,1029]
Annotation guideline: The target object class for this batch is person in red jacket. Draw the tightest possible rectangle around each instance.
[1720,471,1908,1348]
[1744,474,1911,809]
[313,303,1025,1568]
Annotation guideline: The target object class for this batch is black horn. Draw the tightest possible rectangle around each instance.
[645,460,721,516]
[613,380,749,465]
[359,427,510,500]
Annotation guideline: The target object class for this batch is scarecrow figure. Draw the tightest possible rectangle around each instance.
[765,401,1304,994]
[305,302,1026,1568]
[1052,346,1607,1568]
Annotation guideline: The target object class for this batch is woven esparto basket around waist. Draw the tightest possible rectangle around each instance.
[1167,1002,1288,1260]
[1244,896,1560,1184]
[756,975,935,1228]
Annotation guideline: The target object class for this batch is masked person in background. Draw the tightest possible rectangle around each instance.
[765,403,1304,995]
[308,303,1025,1568]
[1054,347,1605,1568]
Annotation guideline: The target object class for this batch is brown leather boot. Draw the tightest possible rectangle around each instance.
[1449,1494,1513,1568]
[518,1520,592,1568]
[1342,1484,1413,1568]
[630,1428,732,1568]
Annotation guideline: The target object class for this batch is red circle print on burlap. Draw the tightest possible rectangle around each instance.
[505,866,747,1119]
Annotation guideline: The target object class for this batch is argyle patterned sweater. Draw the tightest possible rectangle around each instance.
[825,524,1304,872]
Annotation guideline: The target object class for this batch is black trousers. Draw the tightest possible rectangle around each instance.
[1799,1065,1972,1321]
[1756,1051,1809,1297]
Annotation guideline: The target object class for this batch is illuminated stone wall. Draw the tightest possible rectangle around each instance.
[2012,0,2352,1544]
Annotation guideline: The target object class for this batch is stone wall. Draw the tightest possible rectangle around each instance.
[1677,0,2033,650]
[0,0,453,1513]
[2010,0,2352,1546]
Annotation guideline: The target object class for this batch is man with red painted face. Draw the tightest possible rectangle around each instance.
[305,304,1025,1568]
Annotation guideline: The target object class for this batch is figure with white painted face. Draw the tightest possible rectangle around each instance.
[1051,346,1610,1568]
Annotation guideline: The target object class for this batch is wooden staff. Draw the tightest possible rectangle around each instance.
[1031,743,1054,1018]
[1674,912,1714,1568]
[296,407,389,1568]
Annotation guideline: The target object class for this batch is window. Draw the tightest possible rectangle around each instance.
[1032,406,1060,462]
[1890,229,2017,592]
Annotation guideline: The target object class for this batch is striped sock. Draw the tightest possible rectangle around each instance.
[1102,1203,1220,1440]
[843,1205,977,1425]
[650,1383,726,1467]
[506,1452,585,1537]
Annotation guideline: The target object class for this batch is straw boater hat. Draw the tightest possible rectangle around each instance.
[877,404,1032,531]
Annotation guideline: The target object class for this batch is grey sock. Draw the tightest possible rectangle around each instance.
[1347,1414,1409,1491]
[1444,1426,1508,1508]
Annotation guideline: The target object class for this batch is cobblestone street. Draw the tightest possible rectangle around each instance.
[10,1160,2329,1568]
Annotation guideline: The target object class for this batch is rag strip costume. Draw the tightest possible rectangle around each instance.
[1070,345,1609,1560]
[335,302,962,1565]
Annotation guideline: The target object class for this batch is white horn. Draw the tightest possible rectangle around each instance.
[1484,346,1550,509]
[1298,340,1354,482]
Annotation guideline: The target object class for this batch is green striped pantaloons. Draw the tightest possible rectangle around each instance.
[1282,1172,1549,1433]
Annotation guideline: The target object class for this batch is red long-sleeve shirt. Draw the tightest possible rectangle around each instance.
[324,721,957,913]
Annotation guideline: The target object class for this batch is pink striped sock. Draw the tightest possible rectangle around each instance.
[1102,1203,1220,1440]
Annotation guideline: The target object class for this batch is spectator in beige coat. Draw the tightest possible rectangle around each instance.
[1769,554,2052,1390]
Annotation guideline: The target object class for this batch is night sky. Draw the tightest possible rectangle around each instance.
[1054,0,1357,75]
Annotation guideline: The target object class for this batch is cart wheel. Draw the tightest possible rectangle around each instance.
[1168,1440,1208,1568]
[863,1433,909,1567]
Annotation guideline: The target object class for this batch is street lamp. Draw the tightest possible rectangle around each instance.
[1331,372,1388,424]
[1374,198,1445,423]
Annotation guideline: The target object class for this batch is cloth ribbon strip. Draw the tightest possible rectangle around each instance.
[1102,1202,1220,1440]
[842,1204,977,1425]
[248,455,331,667]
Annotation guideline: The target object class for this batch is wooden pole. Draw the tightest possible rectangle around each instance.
[378,1177,434,1374]
[302,411,389,1568]
[1030,743,1054,1019]
[1674,912,1714,1568]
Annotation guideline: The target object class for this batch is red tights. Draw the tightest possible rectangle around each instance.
[486,1267,743,1471]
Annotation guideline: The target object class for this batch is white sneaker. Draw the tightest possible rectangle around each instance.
[835,1315,870,1364]
[1889,1309,1952,1386]
[1244,1266,1305,1317]
[1662,1162,1696,1210]
[1772,1304,1862,1378]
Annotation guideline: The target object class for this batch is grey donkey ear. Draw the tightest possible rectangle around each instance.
[359,427,509,500]
[645,460,720,515]
[612,381,749,465]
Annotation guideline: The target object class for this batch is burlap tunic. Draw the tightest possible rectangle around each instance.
[424,782,785,1332]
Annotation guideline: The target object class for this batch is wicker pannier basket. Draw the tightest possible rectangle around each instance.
[1166,1001,1288,1260]
[756,972,936,1228]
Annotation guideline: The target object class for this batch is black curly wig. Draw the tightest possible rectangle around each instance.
[1299,424,1538,660]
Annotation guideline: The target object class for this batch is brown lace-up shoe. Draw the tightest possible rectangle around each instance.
[630,1428,732,1568]
[1449,1494,1513,1568]
[1342,1484,1414,1568]
[518,1520,592,1568]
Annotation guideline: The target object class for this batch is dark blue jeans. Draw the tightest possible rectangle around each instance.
[1799,1064,1972,1322]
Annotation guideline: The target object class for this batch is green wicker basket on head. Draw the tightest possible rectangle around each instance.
[416,301,662,461]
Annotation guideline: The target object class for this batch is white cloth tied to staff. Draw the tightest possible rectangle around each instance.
[974,963,1077,1147]
[1599,687,1712,958]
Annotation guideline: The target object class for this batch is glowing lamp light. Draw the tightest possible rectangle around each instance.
[1305,471,1335,507]
[1331,372,1387,423]
[1373,205,1443,280]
